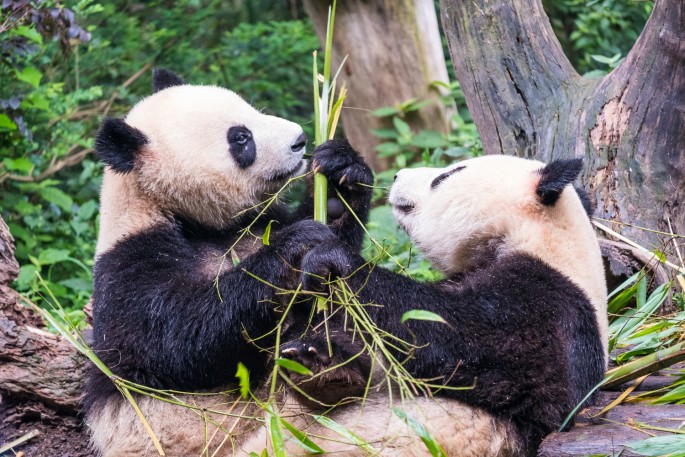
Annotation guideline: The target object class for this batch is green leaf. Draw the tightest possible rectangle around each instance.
[443,147,470,158]
[410,131,447,149]
[375,142,402,157]
[393,117,412,138]
[262,220,273,246]
[235,362,250,398]
[392,407,447,457]
[0,114,17,131]
[15,65,43,88]
[371,128,399,140]
[280,418,325,453]
[38,249,71,265]
[60,278,93,292]
[14,25,42,44]
[371,106,400,118]
[275,357,313,375]
[628,434,685,456]
[312,415,376,453]
[77,200,98,220]
[401,310,447,325]
[653,250,667,263]
[269,411,287,457]
[3,158,33,173]
[17,264,38,289]
[39,187,73,211]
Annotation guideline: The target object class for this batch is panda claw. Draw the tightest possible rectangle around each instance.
[339,174,347,186]
[307,346,318,355]
[282,347,298,357]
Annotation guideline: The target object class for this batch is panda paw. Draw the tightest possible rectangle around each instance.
[271,220,336,265]
[312,140,374,193]
[300,240,356,292]
[280,333,371,408]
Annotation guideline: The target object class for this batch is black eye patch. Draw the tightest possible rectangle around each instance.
[430,166,465,189]
[227,125,256,168]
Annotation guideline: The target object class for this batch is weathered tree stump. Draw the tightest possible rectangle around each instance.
[0,216,91,456]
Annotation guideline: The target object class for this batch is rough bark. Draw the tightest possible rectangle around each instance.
[441,0,685,256]
[0,216,90,456]
[304,0,453,170]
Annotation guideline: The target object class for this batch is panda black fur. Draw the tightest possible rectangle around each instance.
[84,70,374,456]
[279,155,608,456]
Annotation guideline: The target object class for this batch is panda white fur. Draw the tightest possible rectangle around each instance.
[275,155,608,456]
[84,69,375,456]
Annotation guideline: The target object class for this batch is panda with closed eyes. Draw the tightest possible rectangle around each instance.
[84,69,374,456]
[276,155,608,456]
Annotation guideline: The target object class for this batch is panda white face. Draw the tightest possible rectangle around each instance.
[124,85,306,225]
[96,82,307,242]
[390,155,546,274]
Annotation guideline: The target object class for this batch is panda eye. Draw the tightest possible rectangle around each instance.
[235,132,250,145]
[430,166,466,189]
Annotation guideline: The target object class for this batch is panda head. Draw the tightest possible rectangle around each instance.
[95,69,306,238]
[390,154,605,297]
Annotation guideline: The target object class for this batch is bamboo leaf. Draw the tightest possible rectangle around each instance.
[275,357,313,376]
[280,418,325,454]
[312,415,376,453]
[401,310,447,325]
[392,407,447,457]
[269,411,287,457]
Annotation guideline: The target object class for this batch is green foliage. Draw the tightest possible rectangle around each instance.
[544,0,653,76]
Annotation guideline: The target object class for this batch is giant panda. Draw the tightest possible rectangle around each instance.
[84,69,374,456]
[272,155,608,456]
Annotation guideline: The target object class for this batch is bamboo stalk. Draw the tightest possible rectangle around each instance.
[312,0,343,224]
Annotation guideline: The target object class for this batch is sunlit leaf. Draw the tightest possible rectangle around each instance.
[262,220,273,246]
[235,362,250,399]
[15,65,42,88]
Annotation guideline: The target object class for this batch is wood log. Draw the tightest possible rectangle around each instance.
[0,216,90,456]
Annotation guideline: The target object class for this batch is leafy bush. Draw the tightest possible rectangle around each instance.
[544,0,653,75]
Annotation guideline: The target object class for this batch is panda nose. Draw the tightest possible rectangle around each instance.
[291,133,306,153]
[393,174,398,181]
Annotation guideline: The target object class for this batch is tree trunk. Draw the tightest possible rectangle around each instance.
[0,217,91,456]
[304,0,453,170]
[440,0,685,256]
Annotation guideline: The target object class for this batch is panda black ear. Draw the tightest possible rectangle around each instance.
[536,158,583,206]
[152,68,185,93]
[95,118,148,173]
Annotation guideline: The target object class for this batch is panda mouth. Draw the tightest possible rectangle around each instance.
[269,160,305,182]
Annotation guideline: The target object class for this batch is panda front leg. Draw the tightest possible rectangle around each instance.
[296,139,374,250]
